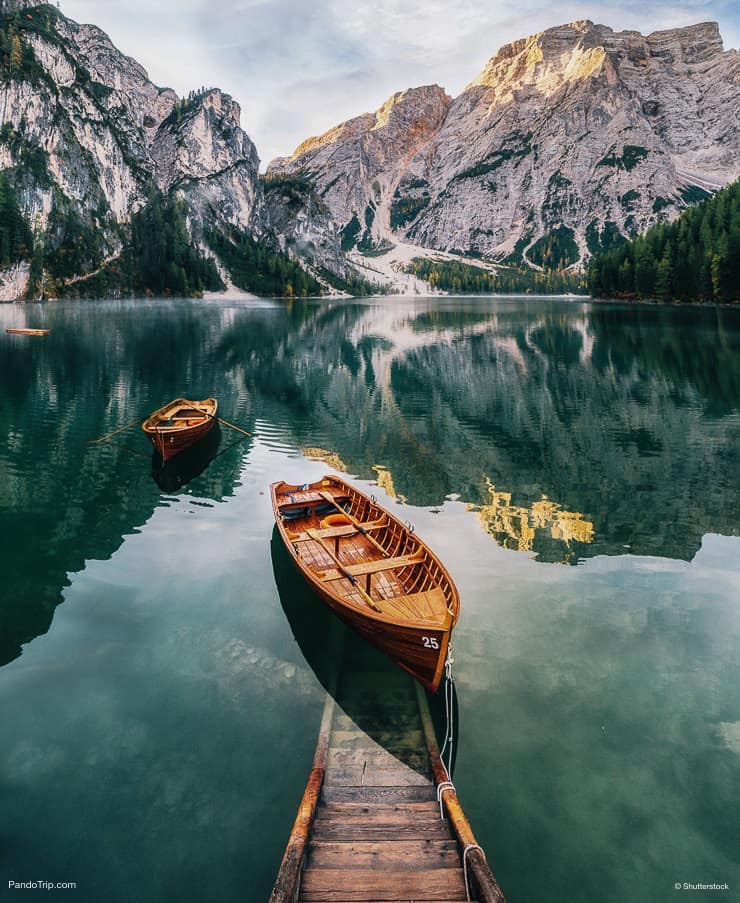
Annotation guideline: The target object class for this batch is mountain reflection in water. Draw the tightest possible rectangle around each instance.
[1,297,739,667]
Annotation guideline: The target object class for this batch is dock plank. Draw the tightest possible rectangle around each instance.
[330,730,426,750]
[324,765,433,787]
[316,801,439,819]
[307,840,460,870]
[310,821,453,841]
[299,868,468,902]
[327,748,429,770]
[321,785,437,804]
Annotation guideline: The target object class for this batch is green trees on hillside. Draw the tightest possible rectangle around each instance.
[405,257,587,294]
[207,228,322,297]
[128,193,223,296]
[0,170,33,265]
[589,180,739,302]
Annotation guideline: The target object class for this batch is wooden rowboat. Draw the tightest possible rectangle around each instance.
[142,397,217,461]
[271,475,460,692]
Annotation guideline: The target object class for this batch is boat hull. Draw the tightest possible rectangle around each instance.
[142,397,217,461]
[271,476,459,692]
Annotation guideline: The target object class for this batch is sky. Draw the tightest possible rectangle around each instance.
[61,0,739,166]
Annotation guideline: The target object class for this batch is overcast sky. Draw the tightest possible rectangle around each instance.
[61,0,739,166]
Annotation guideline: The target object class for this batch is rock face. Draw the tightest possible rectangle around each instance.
[0,5,343,298]
[2,10,738,299]
[272,21,740,267]
[270,86,452,251]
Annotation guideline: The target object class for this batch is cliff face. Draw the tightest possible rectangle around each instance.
[269,86,452,252]
[271,21,740,268]
[0,4,342,299]
[2,10,738,299]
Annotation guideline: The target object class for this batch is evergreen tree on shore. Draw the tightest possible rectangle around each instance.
[589,180,739,302]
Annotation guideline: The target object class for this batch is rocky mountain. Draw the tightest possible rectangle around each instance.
[270,20,740,272]
[0,2,347,300]
[1,7,738,299]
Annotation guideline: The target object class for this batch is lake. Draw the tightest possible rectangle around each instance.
[0,296,738,902]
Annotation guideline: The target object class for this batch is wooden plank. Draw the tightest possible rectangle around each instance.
[327,748,429,770]
[310,820,453,841]
[341,554,424,577]
[317,802,440,819]
[330,729,426,750]
[332,712,419,732]
[307,840,460,870]
[291,525,359,542]
[299,868,468,901]
[324,766,432,787]
[6,328,51,336]
[321,785,437,804]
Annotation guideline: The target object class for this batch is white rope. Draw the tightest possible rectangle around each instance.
[462,843,485,901]
[440,645,455,777]
[436,780,455,819]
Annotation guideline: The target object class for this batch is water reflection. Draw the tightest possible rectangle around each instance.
[151,424,223,493]
[472,478,594,564]
[2,297,739,668]
[271,529,448,777]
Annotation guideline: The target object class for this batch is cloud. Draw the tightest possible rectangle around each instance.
[61,0,739,164]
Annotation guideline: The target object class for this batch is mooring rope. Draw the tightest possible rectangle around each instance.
[462,843,486,901]
[439,645,456,779]
[435,645,458,819]
[436,780,455,819]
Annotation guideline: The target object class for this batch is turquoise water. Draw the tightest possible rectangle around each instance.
[0,297,738,902]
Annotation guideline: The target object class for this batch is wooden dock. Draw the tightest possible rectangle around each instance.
[270,659,505,903]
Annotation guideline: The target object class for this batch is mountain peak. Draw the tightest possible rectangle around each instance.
[282,85,450,163]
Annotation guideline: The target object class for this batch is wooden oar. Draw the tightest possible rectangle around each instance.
[192,406,252,439]
[216,416,252,438]
[319,491,388,556]
[306,529,383,613]
[88,417,144,444]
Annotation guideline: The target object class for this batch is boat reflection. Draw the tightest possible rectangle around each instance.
[151,423,222,493]
[271,529,454,776]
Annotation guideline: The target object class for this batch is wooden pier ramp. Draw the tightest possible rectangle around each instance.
[270,652,505,903]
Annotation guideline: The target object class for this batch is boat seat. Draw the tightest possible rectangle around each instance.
[289,517,388,543]
[320,553,424,582]
[344,553,424,576]
[380,588,451,625]
[279,492,350,510]
[290,524,358,542]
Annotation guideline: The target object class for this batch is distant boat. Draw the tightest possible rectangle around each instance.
[142,397,217,461]
[6,328,51,336]
[271,475,460,692]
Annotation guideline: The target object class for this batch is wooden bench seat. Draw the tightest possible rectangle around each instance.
[289,519,388,543]
[290,524,358,542]
[320,553,424,585]
[344,554,424,577]
[278,492,350,510]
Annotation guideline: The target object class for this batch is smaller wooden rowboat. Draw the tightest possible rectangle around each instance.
[6,328,51,336]
[142,397,217,461]
[271,475,460,692]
